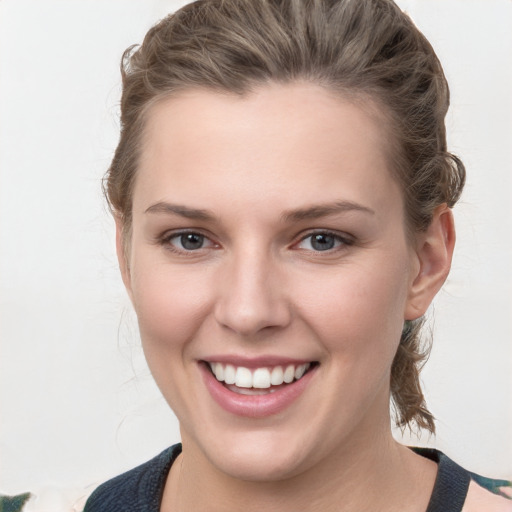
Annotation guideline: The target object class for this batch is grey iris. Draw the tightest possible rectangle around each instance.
[181,233,204,250]
[311,234,335,251]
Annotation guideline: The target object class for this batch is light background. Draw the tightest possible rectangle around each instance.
[1,0,511,495]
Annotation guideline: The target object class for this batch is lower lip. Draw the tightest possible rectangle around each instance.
[200,363,317,418]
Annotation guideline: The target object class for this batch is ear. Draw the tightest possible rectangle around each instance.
[115,216,134,302]
[405,204,456,320]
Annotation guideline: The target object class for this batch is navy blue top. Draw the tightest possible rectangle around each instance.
[83,444,511,512]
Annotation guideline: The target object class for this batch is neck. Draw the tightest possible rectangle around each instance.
[162,423,436,512]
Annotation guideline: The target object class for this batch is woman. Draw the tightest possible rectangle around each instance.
[83,0,512,510]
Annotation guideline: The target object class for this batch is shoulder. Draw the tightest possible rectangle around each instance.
[464,463,512,511]
[83,444,181,512]
[412,447,512,512]
[463,480,512,512]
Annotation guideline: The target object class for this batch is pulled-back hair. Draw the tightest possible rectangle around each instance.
[106,0,465,433]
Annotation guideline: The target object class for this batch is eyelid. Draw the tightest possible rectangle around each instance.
[293,229,354,251]
[159,228,219,253]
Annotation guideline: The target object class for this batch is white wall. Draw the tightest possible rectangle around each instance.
[1,0,511,495]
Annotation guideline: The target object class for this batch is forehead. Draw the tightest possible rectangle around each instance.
[134,83,401,218]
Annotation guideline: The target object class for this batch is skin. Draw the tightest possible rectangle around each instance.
[464,482,512,512]
[117,82,461,511]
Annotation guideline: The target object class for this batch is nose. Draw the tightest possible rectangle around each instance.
[214,248,291,337]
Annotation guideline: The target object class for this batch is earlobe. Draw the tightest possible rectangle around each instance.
[405,204,456,320]
[115,217,134,301]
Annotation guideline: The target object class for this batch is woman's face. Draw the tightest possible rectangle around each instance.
[122,83,425,481]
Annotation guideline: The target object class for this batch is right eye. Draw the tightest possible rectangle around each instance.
[164,231,216,252]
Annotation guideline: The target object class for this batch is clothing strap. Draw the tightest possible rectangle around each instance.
[423,450,471,512]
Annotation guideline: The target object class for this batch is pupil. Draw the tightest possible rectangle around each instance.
[181,233,204,250]
[311,234,334,251]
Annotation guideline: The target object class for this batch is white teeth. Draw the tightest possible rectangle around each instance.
[270,366,284,386]
[283,365,295,383]
[253,368,271,389]
[224,364,236,385]
[208,361,312,389]
[226,385,276,395]
[235,367,252,388]
[295,363,309,380]
[213,363,224,381]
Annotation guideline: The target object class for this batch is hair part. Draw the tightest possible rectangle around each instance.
[106,0,466,433]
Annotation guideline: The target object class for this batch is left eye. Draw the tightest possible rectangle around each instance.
[168,232,213,251]
[297,232,346,252]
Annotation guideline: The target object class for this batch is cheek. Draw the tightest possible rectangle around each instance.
[128,258,216,416]
[294,262,408,361]
[129,258,213,358]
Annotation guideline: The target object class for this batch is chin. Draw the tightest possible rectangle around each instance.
[195,428,315,482]
[214,446,307,482]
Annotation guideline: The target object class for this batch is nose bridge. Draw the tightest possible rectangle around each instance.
[214,242,290,336]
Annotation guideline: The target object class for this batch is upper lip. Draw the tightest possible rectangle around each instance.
[200,355,317,369]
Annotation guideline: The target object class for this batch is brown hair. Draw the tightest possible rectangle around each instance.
[106,0,465,433]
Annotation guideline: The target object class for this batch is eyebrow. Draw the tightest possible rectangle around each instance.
[281,201,375,222]
[144,202,215,221]
[144,200,375,222]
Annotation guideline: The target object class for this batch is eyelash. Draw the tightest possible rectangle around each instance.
[295,230,354,253]
[159,229,353,255]
[159,230,217,254]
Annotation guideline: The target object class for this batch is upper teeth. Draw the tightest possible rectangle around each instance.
[208,362,311,389]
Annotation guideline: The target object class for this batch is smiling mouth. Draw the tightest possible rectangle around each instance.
[206,361,318,395]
